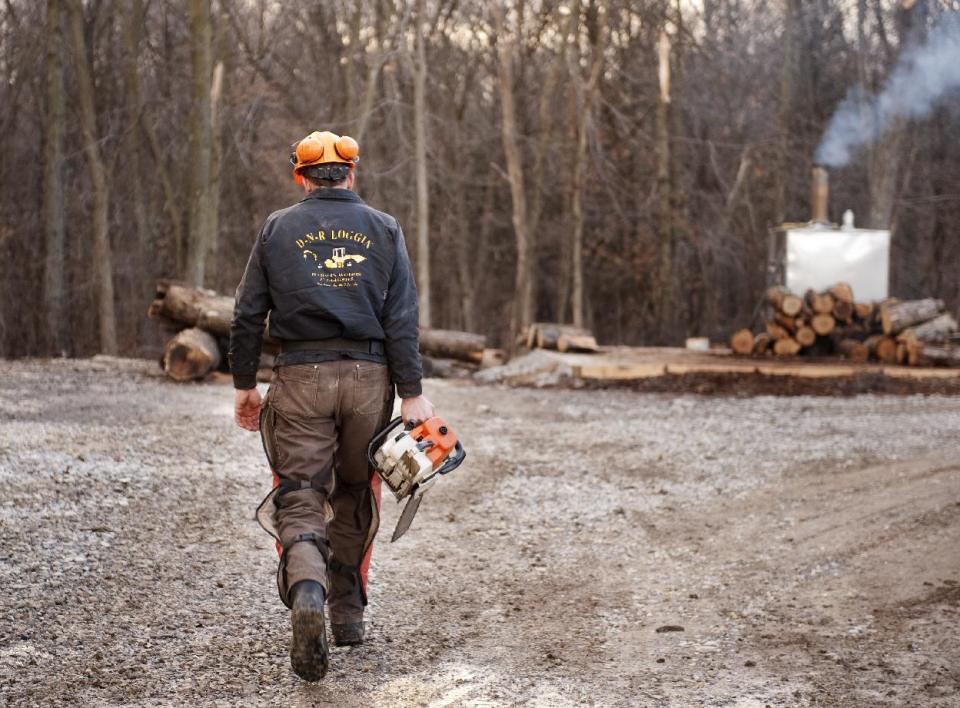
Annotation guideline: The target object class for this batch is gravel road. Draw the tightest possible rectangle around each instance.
[1,357,958,706]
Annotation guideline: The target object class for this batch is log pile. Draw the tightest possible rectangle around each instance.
[729,282,960,367]
[147,281,501,381]
[519,322,600,353]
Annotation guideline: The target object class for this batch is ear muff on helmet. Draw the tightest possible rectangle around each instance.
[295,134,326,165]
[334,135,359,162]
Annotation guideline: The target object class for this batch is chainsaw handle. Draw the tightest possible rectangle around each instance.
[367,416,404,469]
[436,441,466,476]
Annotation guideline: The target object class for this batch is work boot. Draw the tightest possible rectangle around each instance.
[331,621,365,647]
[289,580,329,681]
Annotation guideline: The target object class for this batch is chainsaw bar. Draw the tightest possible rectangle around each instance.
[391,493,424,542]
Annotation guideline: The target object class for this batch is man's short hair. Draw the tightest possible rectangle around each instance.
[301,163,351,187]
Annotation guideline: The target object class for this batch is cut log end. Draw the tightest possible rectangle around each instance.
[810,314,836,336]
[162,327,221,382]
[730,329,755,355]
[773,337,802,357]
[837,338,869,362]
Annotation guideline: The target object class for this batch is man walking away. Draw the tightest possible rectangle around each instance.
[229,130,434,681]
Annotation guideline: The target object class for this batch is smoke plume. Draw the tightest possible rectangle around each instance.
[815,14,960,168]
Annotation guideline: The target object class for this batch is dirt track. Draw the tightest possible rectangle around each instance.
[1,357,958,706]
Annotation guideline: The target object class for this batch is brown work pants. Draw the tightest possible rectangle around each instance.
[259,360,393,623]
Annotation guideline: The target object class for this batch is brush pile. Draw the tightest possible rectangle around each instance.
[729,282,960,366]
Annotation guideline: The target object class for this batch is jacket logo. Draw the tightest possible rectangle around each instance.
[323,247,367,269]
[295,229,373,288]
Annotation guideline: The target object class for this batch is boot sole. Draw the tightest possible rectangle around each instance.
[290,605,329,681]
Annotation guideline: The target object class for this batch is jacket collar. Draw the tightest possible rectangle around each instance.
[301,188,364,204]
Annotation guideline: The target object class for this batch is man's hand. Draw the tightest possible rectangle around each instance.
[401,395,435,426]
[235,388,263,431]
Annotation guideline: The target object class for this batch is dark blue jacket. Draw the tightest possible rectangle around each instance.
[229,188,422,397]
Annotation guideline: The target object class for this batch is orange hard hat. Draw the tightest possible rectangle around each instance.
[290,130,359,185]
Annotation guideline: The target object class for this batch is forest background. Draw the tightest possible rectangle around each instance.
[1,0,958,358]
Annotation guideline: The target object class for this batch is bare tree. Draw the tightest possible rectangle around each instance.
[655,28,674,332]
[43,0,67,354]
[493,4,535,335]
[184,0,214,286]
[413,0,431,327]
[67,0,117,354]
[568,0,605,329]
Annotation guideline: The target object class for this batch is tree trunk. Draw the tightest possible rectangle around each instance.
[204,60,225,288]
[413,0,431,327]
[655,29,674,336]
[494,5,534,335]
[184,0,213,286]
[67,0,117,355]
[569,0,604,329]
[43,0,67,354]
[163,327,221,381]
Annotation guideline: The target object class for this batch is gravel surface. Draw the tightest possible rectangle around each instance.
[1,357,958,706]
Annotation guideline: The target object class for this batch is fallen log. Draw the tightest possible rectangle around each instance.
[915,344,960,367]
[148,281,235,337]
[881,298,944,335]
[535,323,593,350]
[897,313,958,345]
[162,327,221,381]
[419,328,486,362]
[557,334,600,353]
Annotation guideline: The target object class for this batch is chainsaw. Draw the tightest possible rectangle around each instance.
[367,416,466,542]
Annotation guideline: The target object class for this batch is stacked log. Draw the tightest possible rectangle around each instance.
[148,281,497,381]
[520,322,600,354]
[729,282,960,366]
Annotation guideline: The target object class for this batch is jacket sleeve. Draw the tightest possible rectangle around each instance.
[382,221,423,398]
[229,228,272,390]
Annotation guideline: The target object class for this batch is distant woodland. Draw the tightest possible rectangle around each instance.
[1,0,958,358]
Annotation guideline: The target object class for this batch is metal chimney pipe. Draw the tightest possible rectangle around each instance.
[811,165,829,223]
